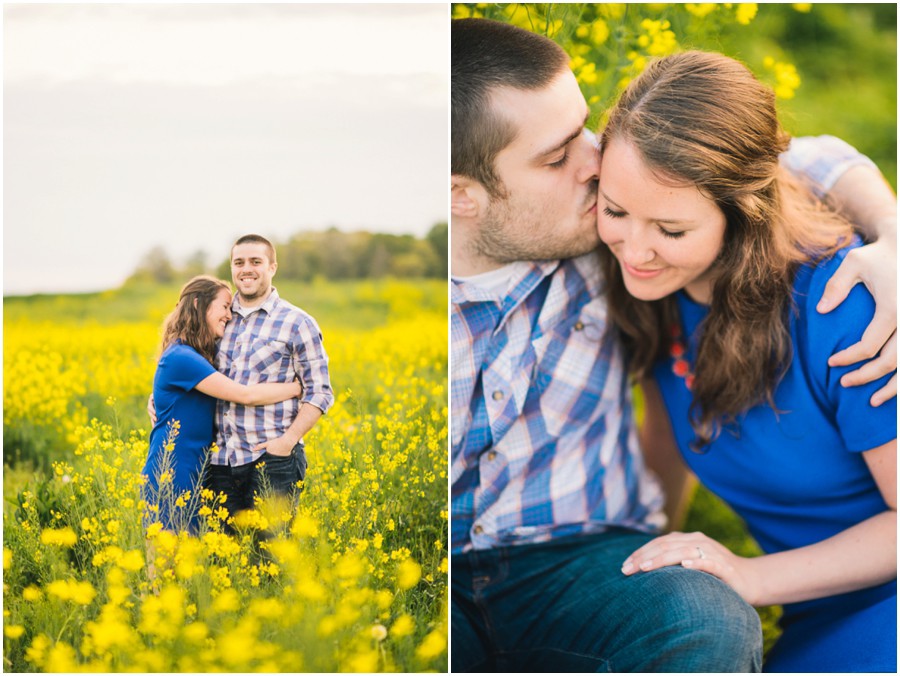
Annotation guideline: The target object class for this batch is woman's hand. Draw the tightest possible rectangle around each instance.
[621,531,764,605]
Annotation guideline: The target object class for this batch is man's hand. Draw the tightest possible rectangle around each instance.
[147,394,157,425]
[253,433,296,457]
[818,236,897,406]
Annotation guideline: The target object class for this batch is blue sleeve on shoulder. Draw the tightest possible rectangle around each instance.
[158,344,218,392]
[801,247,897,452]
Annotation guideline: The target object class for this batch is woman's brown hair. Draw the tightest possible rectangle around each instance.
[160,276,232,365]
[597,51,854,450]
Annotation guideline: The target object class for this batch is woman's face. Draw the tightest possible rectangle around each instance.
[597,138,727,304]
[205,287,233,339]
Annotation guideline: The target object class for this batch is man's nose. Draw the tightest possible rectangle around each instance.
[574,131,600,183]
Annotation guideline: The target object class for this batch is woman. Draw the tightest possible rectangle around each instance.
[142,275,301,533]
[595,51,896,672]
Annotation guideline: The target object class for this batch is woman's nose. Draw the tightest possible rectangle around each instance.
[623,230,656,265]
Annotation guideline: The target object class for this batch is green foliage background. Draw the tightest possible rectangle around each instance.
[454,3,897,188]
[453,1,897,657]
[125,224,449,287]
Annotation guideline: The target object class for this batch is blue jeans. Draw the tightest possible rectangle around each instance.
[451,529,762,672]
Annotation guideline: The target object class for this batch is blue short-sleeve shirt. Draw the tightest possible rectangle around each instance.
[143,342,218,495]
[653,240,896,556]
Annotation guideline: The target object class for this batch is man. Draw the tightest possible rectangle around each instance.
[451,18,897,672]
[204,234,334,521]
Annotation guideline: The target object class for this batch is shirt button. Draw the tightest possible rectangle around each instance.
[473,525,484,535]
[492,390,504,401]
[486,451,497,462]
[574,321,584,331]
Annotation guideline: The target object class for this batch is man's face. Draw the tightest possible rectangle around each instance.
[231,242,276,303]
[474,69,600,265]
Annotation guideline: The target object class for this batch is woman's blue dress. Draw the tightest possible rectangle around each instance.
[653,242,897,672]
[142,342,217,533]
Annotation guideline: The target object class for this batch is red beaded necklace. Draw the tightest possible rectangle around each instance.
[669,323,695,390]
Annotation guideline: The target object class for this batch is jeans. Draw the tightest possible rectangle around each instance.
[451,528,762,673]
[204,444,307,528]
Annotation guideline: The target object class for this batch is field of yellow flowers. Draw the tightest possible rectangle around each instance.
[3,279,448,672]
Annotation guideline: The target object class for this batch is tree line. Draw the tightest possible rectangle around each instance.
[127,223,448,285]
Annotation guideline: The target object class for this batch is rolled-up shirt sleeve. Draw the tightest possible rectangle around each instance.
[781,134,878,200]
[292,316,335,415]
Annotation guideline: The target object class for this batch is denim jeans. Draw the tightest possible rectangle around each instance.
[451,528,762,673]
[203,444,307,527]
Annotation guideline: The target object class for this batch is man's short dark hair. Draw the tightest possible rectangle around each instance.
[452,18,570,198]
[232,234,276,264]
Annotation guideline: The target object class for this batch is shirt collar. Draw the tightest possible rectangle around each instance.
[232,286,280,318]
[452,260,560,306]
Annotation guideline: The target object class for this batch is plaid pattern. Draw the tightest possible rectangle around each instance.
[450,135,869,554]
[211,288,333,467]
[782,134,877,198]
[451,254,667,554]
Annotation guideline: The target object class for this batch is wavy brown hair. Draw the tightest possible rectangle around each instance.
[597,51,854,450]
[160,276,232,365]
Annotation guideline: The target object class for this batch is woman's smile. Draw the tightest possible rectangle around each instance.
[621,260,666,279]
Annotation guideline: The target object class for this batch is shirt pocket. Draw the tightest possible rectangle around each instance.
[532,303,617,438]
[247,339,290,379]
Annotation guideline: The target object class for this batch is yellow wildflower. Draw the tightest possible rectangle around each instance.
[391,613,415,638]
[335,552,365,580]
[212,587,240,613]
[416,628,447,659]
[346,649,379,673]
[183,622,209,643]
[118,549,145,572]
[5,625,25,639]
[291,512,319,538]
[25,633,52,667]
[735,3,758,25]
[22,586,42,602]
[47,579,97,605]
[44,641,78,672]
[40,527,78,547]
[397,558,422,590]
[685,3,717,18]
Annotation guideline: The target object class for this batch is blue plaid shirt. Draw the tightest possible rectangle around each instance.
[451,135,875,554]
[451,255,667,553]
[212,288,334,467]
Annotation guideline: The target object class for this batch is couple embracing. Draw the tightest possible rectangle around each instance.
[141,234,334,537]
[451,19,896,673]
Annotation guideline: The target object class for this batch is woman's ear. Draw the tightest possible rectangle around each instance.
[451,175,489,220]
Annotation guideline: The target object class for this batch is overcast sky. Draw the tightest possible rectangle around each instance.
[3,3,449,295]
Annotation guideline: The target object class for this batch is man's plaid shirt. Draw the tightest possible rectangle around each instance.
[451,135,875,555]
[451,255,667,554]
[212,288,334,467]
